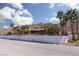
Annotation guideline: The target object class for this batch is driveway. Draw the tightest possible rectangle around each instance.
[0,39,79,56]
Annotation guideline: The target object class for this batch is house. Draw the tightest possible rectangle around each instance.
[28,24,47,35]
[0,28,11,35]
[0,23,60,35]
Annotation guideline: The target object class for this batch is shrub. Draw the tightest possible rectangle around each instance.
[7,32,12,35]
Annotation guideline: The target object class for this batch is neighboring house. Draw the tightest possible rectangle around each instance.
[0,28,11,35]
[28,24,47,35]
[28,29,47,35]
[0,23,59,35]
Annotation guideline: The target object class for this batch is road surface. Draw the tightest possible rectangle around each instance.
[0,39,79,56]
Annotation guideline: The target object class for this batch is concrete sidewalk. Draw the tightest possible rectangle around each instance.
[0,39,79,56]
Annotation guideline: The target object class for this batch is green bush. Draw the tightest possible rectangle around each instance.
[7,32,12,35]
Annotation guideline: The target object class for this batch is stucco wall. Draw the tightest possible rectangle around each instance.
[0,35,70,44]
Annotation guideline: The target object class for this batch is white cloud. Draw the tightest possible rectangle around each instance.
[49,3,55,8]
[2,7,15,14]
[14,10,23,15]
[12,9,33,26]
[3,26,9,28]
[57,3,79,10]
[44,17,60,24]
[9,3,23,9]
[22,9,32,17]
[49,3,65,8]
[50,17,60,24]
[0,3,33,28]
[0,7,14,20]
[57,4,65,6]
[65,3,79,9]
[75,6,79,10]
[52,12,57,17]
[49,3,79,9]
[44,12,58,23]
[13,15,33,26]
[0,7,15,20]
[44,18,50,23]
[14,9,32,17]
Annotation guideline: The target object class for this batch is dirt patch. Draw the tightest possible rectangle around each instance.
[65,40,79,46]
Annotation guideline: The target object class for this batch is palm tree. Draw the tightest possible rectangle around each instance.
[10,23,14,34]
[57,11,65,35]
[76,18,79,39]
[75,13,79,39]
[10,23,14,28]
[66,9,78,40]
[62,15,68,35]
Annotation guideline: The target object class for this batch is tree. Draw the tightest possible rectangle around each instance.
[10,23,14,28]
[41,23,59,35]
[20,25,29,34]
[75,12,79,39]
[9,23,14,34]
[47,24,59,35]
[76,17,79,39]
[57,9,79,40]
[13,27,17,34]
[13,26,22,35]
[66,9,78,40]
[62,14,69,35]
[13,25,29,35]
[57,11,65,35]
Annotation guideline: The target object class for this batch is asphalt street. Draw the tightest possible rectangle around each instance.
[0,39,79,56]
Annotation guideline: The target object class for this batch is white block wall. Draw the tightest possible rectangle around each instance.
[0,35,70,44]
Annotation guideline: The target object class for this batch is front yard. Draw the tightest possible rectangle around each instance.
[66,40,79,46]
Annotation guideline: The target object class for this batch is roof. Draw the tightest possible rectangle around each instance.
[29,29,45,31]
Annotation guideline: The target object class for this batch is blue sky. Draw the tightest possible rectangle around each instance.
[0,3,79,28]
[22,3,68,23]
